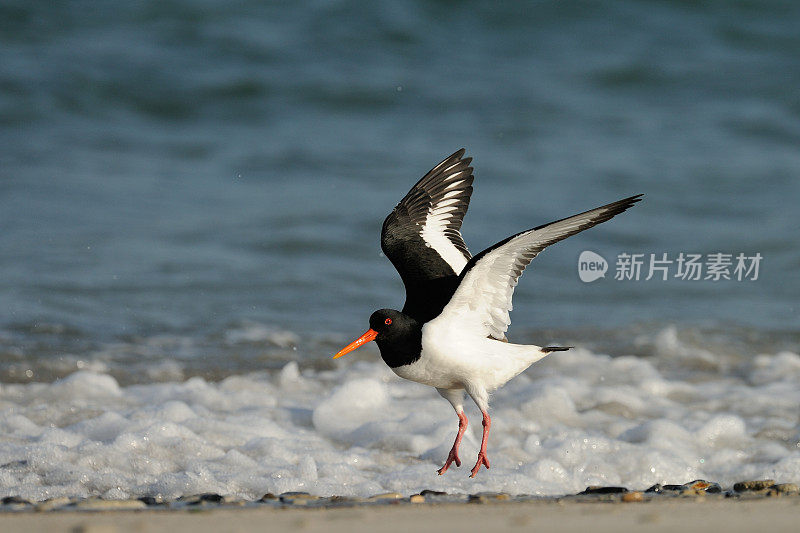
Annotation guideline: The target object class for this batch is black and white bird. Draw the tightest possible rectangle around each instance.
[334,150,642,477]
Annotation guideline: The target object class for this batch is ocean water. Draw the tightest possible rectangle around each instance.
[1,1,799,499]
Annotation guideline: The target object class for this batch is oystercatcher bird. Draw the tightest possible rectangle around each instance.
[334,149,642,477]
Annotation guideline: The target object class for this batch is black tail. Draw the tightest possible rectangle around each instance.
[541,346,572,353]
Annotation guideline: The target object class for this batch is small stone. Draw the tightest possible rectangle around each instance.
[733,480,774,492]
[137,496,161,506]
[2,496,32,506]
[177,493,225,506]
[367,492,403,501]
[1,460,28,468]
[580,486,628,495]
[621,491,644,502]
[682,480,722,493]
[772,483,798,495]
[36,497,72,511]
[644,484,662,493]
[189,493,224,504]
[260,493,277,501]
[72,525,118,533]
[74,499,147,511]
[279,492,317,503]
[416,490,461,502]
[409,494,425,503]
[326,495,360,505]
[468,492,510,503]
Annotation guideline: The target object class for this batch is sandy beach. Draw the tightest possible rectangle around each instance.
[2,498,799,533]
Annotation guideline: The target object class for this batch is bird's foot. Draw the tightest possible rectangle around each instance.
[469,452,490,477]
[437,448,461,475]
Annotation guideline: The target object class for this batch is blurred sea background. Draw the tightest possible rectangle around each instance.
[0,0,799,501]
[2,0,798,383]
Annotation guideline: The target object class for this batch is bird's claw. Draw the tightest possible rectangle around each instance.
[469,452,490,477]
[437,449,461,475]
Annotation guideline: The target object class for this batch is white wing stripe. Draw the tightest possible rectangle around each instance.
[421,208,470,273]
[442,190,462,201]
[436,197,461,208]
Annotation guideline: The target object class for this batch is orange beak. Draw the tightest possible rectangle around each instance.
[333,329,378,359]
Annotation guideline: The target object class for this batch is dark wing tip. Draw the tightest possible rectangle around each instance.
[541,346,572,353]
[586,193,644,222]
[627,193,644,203]
[528,192,643,235]
[613,193,644,209]
[433,148,467,173]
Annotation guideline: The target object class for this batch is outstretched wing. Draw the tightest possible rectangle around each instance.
[381,149,475,323]
[438,194,643,339]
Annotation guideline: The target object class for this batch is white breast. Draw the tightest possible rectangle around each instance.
[391,319,548,392]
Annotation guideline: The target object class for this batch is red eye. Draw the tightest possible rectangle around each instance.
[384,318,392,325]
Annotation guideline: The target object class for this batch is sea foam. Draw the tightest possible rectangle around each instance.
[1,339,799,501]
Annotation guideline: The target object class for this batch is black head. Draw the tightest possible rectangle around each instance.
[333,308,422,367]
[368,309,413,342]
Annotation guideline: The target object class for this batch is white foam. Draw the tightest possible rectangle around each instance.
[1,339,799,501]
[224,322,299,347]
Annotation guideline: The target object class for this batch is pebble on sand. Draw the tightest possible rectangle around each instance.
[367,492,403,501]
[74,499,147,511]
[468,493,510,503]
[678,480,723,496]
[579,486,629,495]
[279,492,319,503]
[177,493,226,505]
[733,480,775,492]
[771,483,798,495]
[621,491,644,503]
[35,497,72,512]
[3,479,800,513]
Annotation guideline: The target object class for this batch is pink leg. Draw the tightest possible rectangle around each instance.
[469,411,491,477]
[437,411,468,475]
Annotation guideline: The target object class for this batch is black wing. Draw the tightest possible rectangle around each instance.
[381,149,475,323]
